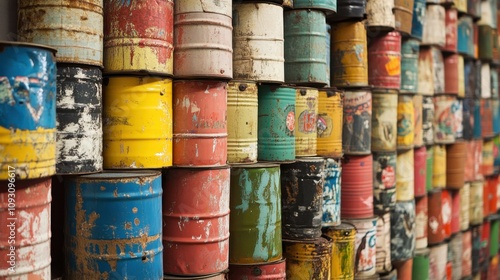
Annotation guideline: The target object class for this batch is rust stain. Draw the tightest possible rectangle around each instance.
[132,207,138,213]
[113,188,118,197]
[125,222,132,230]
[134,218,140,226]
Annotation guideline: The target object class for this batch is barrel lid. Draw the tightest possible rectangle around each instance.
[292,156,326,163]
[229,258,286,267]
[343,216,378,223]
[282,237,331,245]
[414,247,431,256]
[324,221,356,231]
[486,213,500,222]
[371,88,400,94]
[164,271,228,279]
[0,40,57,54]
[76,170,161,180]
[230,162,281,169]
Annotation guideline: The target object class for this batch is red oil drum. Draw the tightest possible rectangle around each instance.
[414,146,427,198]
[462,230,472,277]
[487,176,499,216]
[341,155,374,219]
[444,54,460,94]
[415,195,429,249]
[228,259,286,280]
[481,98,494,138]
[428,190,445,245]
[441,190,452,239]
[446,141,466,189]
[443,8,458,53]
[450,189,461,235]
[368,32,401,89]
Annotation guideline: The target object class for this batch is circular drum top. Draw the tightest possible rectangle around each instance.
[415,247,431,256]
[230,162,281,169]
[163,271,228,280]
[77,170,161,179]
[0,40,57,54]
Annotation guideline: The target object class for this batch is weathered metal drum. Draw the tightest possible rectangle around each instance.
[451,190,461,235]
[174,1,232,79]
[473,99,482,138]
[462,230,472,277]
[0,1,17,41]
[342,88,372,154]
[464,59,475,99]
[429,243,448,280]
[458,56,465,98]
[294,87,318,156]
[480,220,490,267]
[341,155,374,218]
[457,15,474,57]
[328,0,365,21]
[18,0,103,66]
[397,95,414,150]
[411,0,426,40]
[423,97,435,145]
[394,0,414,35]
[164,272,228,280]
[229,164,282,264]
[284,10,328,86]
[331,21,368,87]
[462,98,474,140]
[344,217,377,277]
[433,95,456,144]
[65,171,163,279]
[460,182,470,231]
[400,39,419,94]
[293,0,336,12]
[103,76,172,168]
[487,178,499,216]
[376,212,392,274]
[412,248,430,280]
[317,88,343,157]
[371,91,398,152]
[368,32,401,89]
[463,141,473,181]
[428,190,445,245]
[474,140,483,181]
[281,157,325,240]
[163,167,229,276]
[422,4,446,47]
[425,146,434,192]
[473,60,481,98]
[282,238,332,279]
[233,3,284,83]
[432,145,446,189]
[414,146,427,197]
[492,68,499,99]
[373,152,397,211]
[390,200,416,262]
[326,24,331,87]
[444,54,461,94]
[478,25,493,60]
[418,47,434,95]
[227,81,258,164]
[0,178,51,279]
[415,196,428,249]
[413,95,423,147]
[322,223,356,280]
[393,258,413,280]
[431,47,445,94]
[481,99,493,138]
[467,0,481,19]
[470,225,481,275]
[441,190,452,239]
[449,233,463,280]
[443,8,458,53]
[452,98,464,139]
[481,63,491,98]
[103,0,174,75]
[489,216,499,257]
[56,65,102,174]
[228,259,286,280]
[322,158,341,226]
[482,139,494,176]
[396,149,415,201]
[469,181,484,225]
[446,141,466,189]
[365,0,395,32]
[257,85,295,161]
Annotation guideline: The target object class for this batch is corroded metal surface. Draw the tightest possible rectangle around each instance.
[411,96,423,147]
[317,88,343,157]
[394,0,414,35]
[322,158,341,226]
[373,152,397,211]
[446,141,466,189]
[443,8,458,53]
[401,38,419,94]
[341,155,374,218]
[322,223,356,280]
[429,243,448,280]
[411,0,425,40]
[482,139,494,177]
[375,212,392,274]
[396,149,414,201]
[418,47,434,95]
[462,98,474,140]
[462,230,472,277]
[390,200,416,262]
[397,95,414,150]
[460,182,470,231]
[432,145,446,189]
[422,96,435,145]
[228,259,286,280]
[365,0,395,32]
[422,4,446,47]
[283,238,332,279]
[415,195,428,249]
[414,146,426,197]
[345,217,377,277]
[294,87,319,156]
[371,91,397,152]
[342,89,372,154]
[457,15,474,57]
[368,32,401,89]
[469,181,484,226]
[480,99,493,139]
[434,95,457,144]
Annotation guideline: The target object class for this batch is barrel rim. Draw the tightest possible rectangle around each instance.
[228,258,286,267]
[342,216,378,222]
[282,237,331,245]
[292,156,327,162]
[227,80,258,85]
[292,86,320,91]
[0,40,57,54]
[173,80,228,85]
[230,162,281,169]
[73,170,161,180]
[233,2,284,9]
[164,165,230,172]
[338,85,373,91]
[322,221,356,230]
[414,247,431,256]
[163,271,229,279]
[372,88,400,94]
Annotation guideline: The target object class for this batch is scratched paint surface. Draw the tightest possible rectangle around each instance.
[422,4,445,46]
[317,88,343,157]
[375,212,392,274]
[342,90,372,154]
[429,243,448,280]
[368,32,401,89]
[434,95,456,144]
[457,16,474,57]
[283,238,332,280]
[229,164,282,264]
[294,87,319,156]
[65,171,163,279]
[365,0,395,31]
[293,0,336,11]
[0,178,51,278]
[371,92,397,152]
[396,149,415,201]
[410,0,425,40]
[397,95,414,150]
[344,217,377,276]
[390,200,416,262]
[401,39,419,94]
[394,0,414,35]
[162,167,229,275]
[373,152,397,211]
[449,232,463,279]
[322,223,356,280]
[322,158,341,226]
[228,259,286,279]
[0,42,56,179]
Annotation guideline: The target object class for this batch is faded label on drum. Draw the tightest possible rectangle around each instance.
[414,95,423,147]
[343,91,372,154]
[286,106,296,136]
[397,96,414,149]
[452,99,463,139]
[423,97,435,145]
[373,153,397,190]
[318,113,333,137]
[298,98,317,134]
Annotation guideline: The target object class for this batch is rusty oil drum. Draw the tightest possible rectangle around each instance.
[229,163,282,264]
[413,95,423,147]
[341,155,374,219]
[365,0,395,32]
[390,200,416,262]
[460,182,470,231]
[376,212,392,274]
[414,146,427,198]
[371,91,397,152]
[0,41,57,180]
[457,15,474,57]
[428,190,447,245]
[317,88,343,157]
[281,157,325,240]
[443,8,458,53]
[433,95,457,144]
[462,98,474,141]
[394,0,414,35]
[174,0,232,79]
[410,0,426,40]
[397,95,414,150]
[415,195,428,249]
[65,171,163,279]
[228,259,286,280]
[422,4,446,47]
[18,0,103,66]
[368,32,401,89]
[322,222,356,280]
[344,217,377,277]
[322,158,341,226]
[429,242,448,280]
[0,178,51,279]
[449,233,463,280]
[400,38,419,94]
[342,88,372,155]
[294,87,318,156]
[444,54,461,95]
[446,141,466,189]
[56,65,102,174]
[282,238,332,279]
[481,98,493,138]
[422,97,435,145]
[373,152,397,211]
[162,167,230,276]
[432,144,446,189]
[418,47,434,95]
[103,0,174,75]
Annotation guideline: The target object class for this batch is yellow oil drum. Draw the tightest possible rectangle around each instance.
[295,87,319,156]
[396,149,415,201]
[103,77,173,168]
[413,94,423,147]
[317,88,343,157]
[397,95,415,150]
[283,237,332,279]
[227,81,258,164]
[323,222,356,280]
[432,144,447,189]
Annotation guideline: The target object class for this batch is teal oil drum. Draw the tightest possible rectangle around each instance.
[457,15,474,57]
[473,99,481,138]
[410,0,426,40]
[64,171,163,279]
[284,9,328,86]
[401,38,419,94]
[293,0,336,13]
[258,84,296,161]
[326,24,331,87]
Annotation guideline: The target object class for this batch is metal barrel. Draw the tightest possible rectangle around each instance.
[492,68,499,99]
[390,200,416,262]
[103,0,174,75]
[293,0,336,12]
[434,95,456,144]
[282,238,332,279]
[400,38,419,94]
[470,181,485,226]
[257,84,296,161]
[229,163,282,264]
[379,269,397,280]
[442,190,452,239]
[228,259,286,280]
[56,65,102,174]
[281,157,325,240]
[415,195,428,249]
[471,225,481,275]
[64,171,163,279]
[481,99,493,138]
[342,88,372,154]
[473,99,482,138]
[450,232,463,280]
[457,15,474,57]
[371,91,398,152]
[328,0,365,22]
[162,167,230,276]
[444,54,460,95]
[481,63,491,98]
[326,24,331,87]
[344,217,377,277]
[396,149,414,201]
[458,56,465,98]
[365,0,395,32]
[483,139,495,176]
[412,248,430,280]
[478,25,493,60]
[460,182,470,231]
[368,32,401,89]
[341,155,374,219]
[394,0,414,35]
[463,98,475,140]
[489,216,499,257]
[173,0,232,79]
[413,95,423,148]
[322,158,342,227]
[473,59,482,99]
[422,4,446,47]
[425,146,434,192]
[464,59,475,99]
[317,88,343,157]
[284,9,328,86]
[451,190,461,236]
[233,3,284,83]
[453,98,464,139]
[428,190,445,245]
[18,0,103,66]
[432,47,445,94]
[418,47,434,95]
[481,220,490,270]
[462,230,472,277]
[0,1,16,41]
[227,81,258,164]
[487,177,498,216]
[397,95,414,150]
[103,76,173,168]
[375,212,392,274]
[0,178,51,279]
[172,80,227,167]
[443,8,458,53]
[422,97,435,145]
[294,87,319,156]
[483,178,491,216]
[164,272,228,280]
[322,222,356,280]
[414,146,427,198]
[331,21,368,87]
[429,243,448,280]
[0,41,57,179]
[446,141,466,189]
[373,152,397,212]
[493,99,500,136]
[410,0,426,40]
[472,140,483,181]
